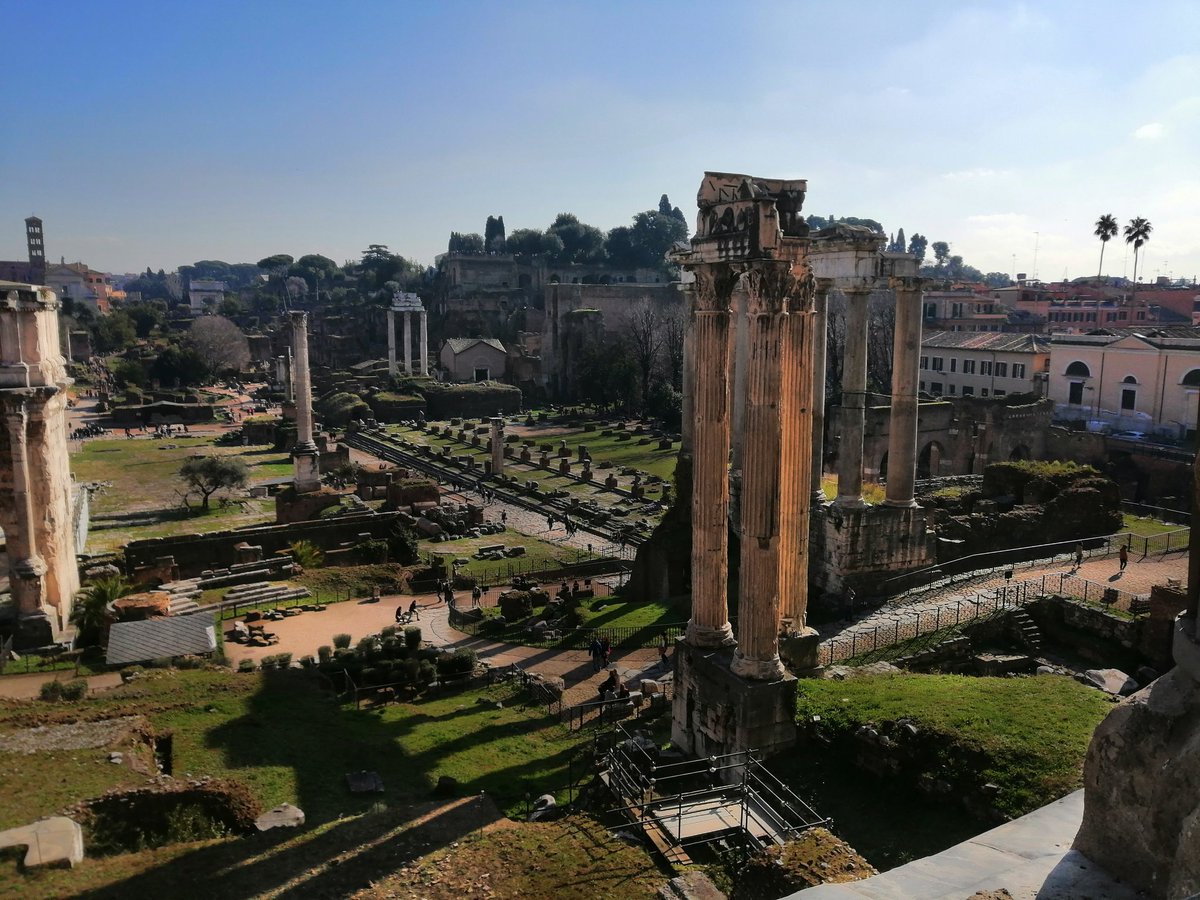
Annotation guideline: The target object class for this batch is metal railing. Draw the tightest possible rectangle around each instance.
[819,571,1147,666]
[1120,500,1190,525]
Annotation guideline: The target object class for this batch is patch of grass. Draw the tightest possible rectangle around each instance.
[1120,513,1187,537]
[792,672,1111,819]
[425,534,604,581]
[820,474,886,505]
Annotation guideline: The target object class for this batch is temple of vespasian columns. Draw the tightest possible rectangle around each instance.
[0,282,82,649]
[670,176,935,760]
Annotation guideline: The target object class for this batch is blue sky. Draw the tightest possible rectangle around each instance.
[2,0,1197,282]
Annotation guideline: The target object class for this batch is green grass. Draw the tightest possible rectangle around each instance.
[791,673,1111,819]
[424,534,605,581]
[821,474,886,505]
[1120,513,1188,537]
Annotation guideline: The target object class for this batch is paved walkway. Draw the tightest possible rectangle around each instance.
[819,549,1188,664]
[790,791,1138,899]
[0,670,124,701]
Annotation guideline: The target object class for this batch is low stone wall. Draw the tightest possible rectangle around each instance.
[1027,595,1144,670]
[124,512,404,578]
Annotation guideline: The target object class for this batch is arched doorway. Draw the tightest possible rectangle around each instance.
[878,451,889,481]
[917,441,943,479]
[1009,444,1030,461]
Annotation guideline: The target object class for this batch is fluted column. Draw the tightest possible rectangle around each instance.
[836,288,871,507]
[685,264,739,648]
[387,310,397,376]
[490,417,504,476]
[885,278,923,507]
[290,311,320,493]
[811,281,830,501]
[732,261,807,680]
[783,271,816,628]
[680,303,695,456]
[419,311,429,376]
[6,403,47,614]
[403,312,413,375]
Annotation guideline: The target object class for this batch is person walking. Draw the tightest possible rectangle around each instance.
[1119,544,1129,572]
[588,636,603,673]
[408,599,420,620]
[1074,543,1084,571]
[659,632,670,669]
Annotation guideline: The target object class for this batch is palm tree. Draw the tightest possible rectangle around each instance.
[71,574,132,647]
[1124,217,1153,293]
[1094,214,1118,277]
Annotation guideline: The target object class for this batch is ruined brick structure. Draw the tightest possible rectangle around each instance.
[0,283,80,647]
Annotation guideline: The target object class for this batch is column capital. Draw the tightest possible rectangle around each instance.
[888,276,925,293]
[690,263,740,314]
[4,401,28,434]
[289,310,308,327]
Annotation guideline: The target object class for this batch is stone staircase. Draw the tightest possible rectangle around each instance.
[1009,608,1043,653]
[221,582,312,608]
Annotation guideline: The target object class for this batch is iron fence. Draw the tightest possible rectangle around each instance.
[1120,500,1190,525]
[819,572,1147,666]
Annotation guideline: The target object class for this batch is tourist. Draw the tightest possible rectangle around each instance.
[659,632,670,668]
[408,599,420,620]
[471,585,482,606]
[1119,544,1129,572]
[588,637,603,672]
[395,604,406,623]
[500,510,507,526]
[1074,543,1084,571]
[600,636,612,667]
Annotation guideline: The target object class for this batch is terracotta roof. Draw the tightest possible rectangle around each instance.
[921,332,1050,353]
[443,338,506,355]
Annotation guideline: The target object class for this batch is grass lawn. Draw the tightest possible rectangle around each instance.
[1,668,660,898]
[423,534,604,582]
[1121,512,1189,537]
[821,474,886,505]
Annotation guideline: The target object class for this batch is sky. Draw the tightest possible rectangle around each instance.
[2,0,1198,283]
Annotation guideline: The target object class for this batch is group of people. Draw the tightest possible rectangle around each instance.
[588,635,612,672]
[546,513,579,537]
[395,598,420,623]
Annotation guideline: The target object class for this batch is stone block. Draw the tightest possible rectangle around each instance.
[0,817,84,868]
[255,803,305,831]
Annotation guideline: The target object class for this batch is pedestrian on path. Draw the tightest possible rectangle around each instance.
[501,510,507,526]
[588,637,603,672]
[1074,543,1084,571]
[1119,544,1129,571]
[659,632,670,669]
[408,599,420,620]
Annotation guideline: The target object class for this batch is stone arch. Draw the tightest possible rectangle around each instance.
[1181,369,1200,387]
[917,441,944,479]
[1065,360,1091,377]
[1009,444,1030,461]
[1122,375,1138,384]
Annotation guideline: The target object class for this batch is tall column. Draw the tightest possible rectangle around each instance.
[885,278,923,507]
[419,310,429,376]
[836,288,871,507]
[403,312,413,375]
[387,309,397,376]
[811,281,830,501]
[490,417,504,476]
[290,311,320,493]
[730,288,750,473]
[680,303,696,456]
[6,402,47,615]
[732,262,808,679]
[685,264,739,649]
[283,348,293,403]
[783,272,816,628]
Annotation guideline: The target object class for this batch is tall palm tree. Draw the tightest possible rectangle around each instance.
[1094,214,1118,277]
[1124,217,1153,293]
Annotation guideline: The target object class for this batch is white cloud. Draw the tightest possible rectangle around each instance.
[1133,122,1165,140]
[942,169,1012,182]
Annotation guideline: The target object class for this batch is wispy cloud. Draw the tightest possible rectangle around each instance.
[1133,122,1165,140]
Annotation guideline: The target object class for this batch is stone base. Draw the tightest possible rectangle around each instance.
[671,640,797,763]
[781,626,821,671]
[274,486,343,525]
[14,609,60,651]
[291,447,321,494]
[810,501,936,597]
[1072,614,1200,898]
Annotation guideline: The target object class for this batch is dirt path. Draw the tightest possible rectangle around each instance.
[0,670,124,700]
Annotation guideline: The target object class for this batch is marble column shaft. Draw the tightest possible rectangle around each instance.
[490,418,504,476]
[387,310,397,376]
[419,311,429,376]
[680,304,696,456]
[685,265,738,648]
[290,312,316,450]
[403,312,413,375]
[885,280,922,507]
[782,279,816,628]
[732,262,808,680]
[811,282,830,501]
[836,289,871,507]
[5,404,43,572]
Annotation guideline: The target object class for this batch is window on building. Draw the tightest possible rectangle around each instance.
[1182,369,1200,387]
[929,381,943,395]
[962,386,974,396]
[1106,312,1117,322]
[932,357,944,371]
[1119,311,1128,320]
[994,389,1006,397]
[1065,361,1091,377]
[920,356,928,370]
[950,358,957,373]
[995,362,1008,377]
[981,388,989,397]
[1121,388,1136,410]
[1012,363,1026,379]
[924,303,936,319]
[919,380,925,391]
[948,384,956,394]
[980,361,992,376]
[1068,382,1085,405]
[963,359,976,374]
[1137,311,1146,320]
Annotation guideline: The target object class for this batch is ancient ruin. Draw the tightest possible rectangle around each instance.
[0,282,81,647]
[289,311,320,493]
[387,292,428,377]
[671,173,817,759]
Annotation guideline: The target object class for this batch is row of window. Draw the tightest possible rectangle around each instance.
[920,381,1006,398]
[1048,310,1146,323]
[919,357,1027,378]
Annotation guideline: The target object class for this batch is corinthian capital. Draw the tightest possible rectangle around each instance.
[690,264,740,314]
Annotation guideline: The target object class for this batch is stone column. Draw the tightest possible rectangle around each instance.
[680,303,695,456]
[836,288,871,507]
[885,278,922,507]
[403,312,413,375]
[490,417,504,477]
[783,273,816,628]
[387,309,397,377]
[730,287,750,473]
[6,403,47,615]
[283,348,293,403]
[811,281,830,501]
[732,261,807,681]
[419,310,429,376]
[290,311,320,493]
[685,264,739,649]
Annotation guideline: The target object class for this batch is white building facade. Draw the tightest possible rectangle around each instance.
[919,332,1049,399]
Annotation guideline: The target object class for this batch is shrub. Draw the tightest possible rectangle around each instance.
[289,540,324,569]
[499,590,533,620]
[299,655,315,668]
[275,652,293,669]
[404,626,422,651]
[148,657,174,669]
[417,660,436,684]
[60,679,89,701]
[175,655,205,669]
[356,635,379,654]
[317,645,333,664]
[436,648,476,678]
[357,539,389,564]
[380,625,397,638]
[237,659,255,673]
[333,633,352,650]
[39,681,63,701]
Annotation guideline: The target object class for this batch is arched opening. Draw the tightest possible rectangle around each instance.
[1009,444,1030,461]
[1182,369,1200,387]
[1065,361,1091,377]
[917,441,944,479]
[878,450,889,481]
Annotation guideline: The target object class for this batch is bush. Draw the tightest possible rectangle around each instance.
[60,679,89,701]
[356,635,379,654]
[333,633,352,650]
[436,648,476,678]
[404,626,422,651]
[238,659,255,673]
[317,645,333,664]
[175,655,205,670]
[289,540,325,569]
[299,655,315,668]
[417,660,436,684]
[148,657,174,669]
[357,539,389,564]
[39,681,63,701]
[499,590,533,620]
[275,652,293,669]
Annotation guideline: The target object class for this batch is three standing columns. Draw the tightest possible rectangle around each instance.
[386,308,430,377]
[685,265,739,649]
[731,262,815,679]
[885,278,923,507]
[835,288,871,507]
